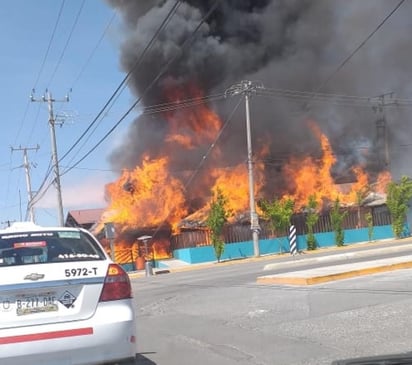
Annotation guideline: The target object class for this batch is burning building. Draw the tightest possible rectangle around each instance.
[96,1,412,259]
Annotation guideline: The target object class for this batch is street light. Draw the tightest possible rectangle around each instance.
[225,80,262,257]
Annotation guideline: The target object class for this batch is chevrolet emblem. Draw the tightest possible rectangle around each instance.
[24,273,45,281]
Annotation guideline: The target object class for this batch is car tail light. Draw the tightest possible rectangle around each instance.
[99,264,132,302]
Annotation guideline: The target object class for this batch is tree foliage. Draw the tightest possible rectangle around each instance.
[305,195,319,250]
[258,197,294,253]
[330,198,347,247]
[206,188,229,262]
[365,211,374,242]
[386,176,412,239]
[259,197,295,235]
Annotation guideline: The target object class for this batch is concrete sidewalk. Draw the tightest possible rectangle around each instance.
[257,255,412,285]
[128,237,412,279]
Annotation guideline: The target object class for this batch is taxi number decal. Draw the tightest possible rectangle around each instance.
[65,267,98,277]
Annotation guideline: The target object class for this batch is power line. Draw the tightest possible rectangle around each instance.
[29,158,53,208]
[60,165,119,172]
[28,1,184,206]
[33,0,66,89]
[61,0,222,176]
[59,1,182,165]
[24,8,116,214]
[13,0,65,177]
[259,87,372,102]
[13,100,31,146]
[70,12,117,90]
[47,0,86,88]
[151,96,243,239]
[303,0,405,109]
[142,92,226,115]
[256,85,412,110]
[142,86,412,116]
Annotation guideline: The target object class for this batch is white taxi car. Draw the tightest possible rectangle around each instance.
[0,222,137,365]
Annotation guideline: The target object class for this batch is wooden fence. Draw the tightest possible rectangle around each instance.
[171,205,392,250]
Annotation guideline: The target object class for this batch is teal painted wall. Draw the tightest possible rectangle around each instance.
[173,225,395,264]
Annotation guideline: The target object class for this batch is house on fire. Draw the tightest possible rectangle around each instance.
[65,208,105,230]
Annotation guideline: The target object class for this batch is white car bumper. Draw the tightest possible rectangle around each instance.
[0,299,137,365]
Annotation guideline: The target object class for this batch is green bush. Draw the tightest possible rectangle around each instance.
[206,188,229,262]
[330,198,347,247]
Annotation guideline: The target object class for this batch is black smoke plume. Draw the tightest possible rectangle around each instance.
[106,0,412,202]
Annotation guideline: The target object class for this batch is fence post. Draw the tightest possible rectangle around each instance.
[289,225,297,256]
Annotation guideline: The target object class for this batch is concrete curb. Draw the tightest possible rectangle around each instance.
[257,256,412,286]
[263,243,412,271]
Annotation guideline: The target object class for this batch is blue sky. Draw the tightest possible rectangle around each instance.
[0,0,132,227]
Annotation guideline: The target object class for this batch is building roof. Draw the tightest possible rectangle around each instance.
[65,208,105,227]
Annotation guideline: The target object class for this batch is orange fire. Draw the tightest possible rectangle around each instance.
[152,239,171,260]
[282,120,390,210]
[210,161,265,218]
[375,170,392,194]
[163,83,222,151]
[101,81,393,244]
[101,238,171,265]
[104,155,188,233]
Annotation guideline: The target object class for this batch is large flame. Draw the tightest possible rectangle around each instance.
[184,159,266,224]
[282,121,383,210]
[99,83,392,265]
[104,155,187,232]
[375,170,392,194]
[211,161,265,217]
[163,83,222,150]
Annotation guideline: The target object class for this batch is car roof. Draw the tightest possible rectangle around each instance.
[0,222,85,235]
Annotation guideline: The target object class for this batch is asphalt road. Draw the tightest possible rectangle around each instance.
[131,239,412,365]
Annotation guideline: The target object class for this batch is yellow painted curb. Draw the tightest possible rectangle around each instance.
[256,261,412,286]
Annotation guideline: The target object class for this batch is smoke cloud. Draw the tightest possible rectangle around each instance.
[106,0,412,199]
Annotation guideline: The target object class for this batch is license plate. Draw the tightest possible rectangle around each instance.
[14,294,58,316]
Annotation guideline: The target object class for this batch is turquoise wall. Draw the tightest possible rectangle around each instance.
[173,225,394,264]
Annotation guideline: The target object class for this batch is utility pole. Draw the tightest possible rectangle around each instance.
[225,80,262,257]
[31,89,70,226]
[11,145,39,222]
[1,220,15,228]
[371,92,394,170]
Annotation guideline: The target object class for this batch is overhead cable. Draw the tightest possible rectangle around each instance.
[47,0,86,88]
[33,0,66,89]
[59,1,182,165]
[303,0,405,110]
[151,95,242,239]
[61,0,222,176]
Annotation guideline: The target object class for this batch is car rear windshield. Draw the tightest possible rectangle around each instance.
[0,230,106,266]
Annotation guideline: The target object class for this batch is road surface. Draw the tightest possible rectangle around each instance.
[132,240,412,365]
